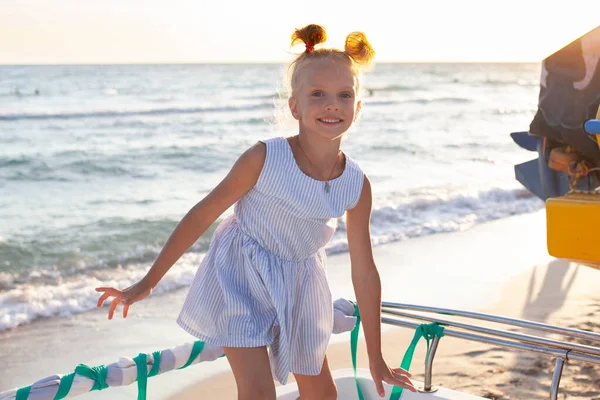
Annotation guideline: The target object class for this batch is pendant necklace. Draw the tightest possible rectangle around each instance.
[295,137,341,194]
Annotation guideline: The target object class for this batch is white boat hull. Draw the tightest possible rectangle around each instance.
[276,369,488,399]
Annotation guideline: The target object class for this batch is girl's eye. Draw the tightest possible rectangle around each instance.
[312,91,324,97]
[340,92,353,99]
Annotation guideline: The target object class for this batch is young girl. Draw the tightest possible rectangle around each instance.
[96,24,417,399]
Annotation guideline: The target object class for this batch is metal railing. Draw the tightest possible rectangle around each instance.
[380,302,600,400]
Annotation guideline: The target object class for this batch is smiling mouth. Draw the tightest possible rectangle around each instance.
[318,118,342,124]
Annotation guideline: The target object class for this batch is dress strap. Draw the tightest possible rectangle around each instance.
[255,137,291,192]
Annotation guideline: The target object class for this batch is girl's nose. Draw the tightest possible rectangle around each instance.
[325,101,339,111]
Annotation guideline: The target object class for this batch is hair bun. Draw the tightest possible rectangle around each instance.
[291,24,327,51]
[344,32,375,66]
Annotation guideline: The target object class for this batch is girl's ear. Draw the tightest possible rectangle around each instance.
[288,97,299,120]
[354,100,362,122]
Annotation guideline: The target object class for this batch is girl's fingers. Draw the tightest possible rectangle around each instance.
[392,371,411,383]
[95,287,124,308]
[108,298,121,320]
[391,367,412,377]
[96,291,110,308]
[385,374,417,392]
[97,290,120,307]
[96,286,140,319]
[373,378,385,397]
[96,287,119,295]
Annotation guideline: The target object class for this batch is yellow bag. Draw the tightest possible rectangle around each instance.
[546,191,600,269]
[546,107,600,269]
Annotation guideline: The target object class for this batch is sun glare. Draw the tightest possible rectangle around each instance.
[0,0,598,64]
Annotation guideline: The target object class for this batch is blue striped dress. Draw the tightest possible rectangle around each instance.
[176,136,365,384]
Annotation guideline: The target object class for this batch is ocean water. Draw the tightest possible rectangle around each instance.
[0,63,544,332]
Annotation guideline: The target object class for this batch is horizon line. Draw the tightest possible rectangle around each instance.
[0,60,543,66]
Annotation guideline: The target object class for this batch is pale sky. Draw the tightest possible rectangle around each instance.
[1,0,599,64]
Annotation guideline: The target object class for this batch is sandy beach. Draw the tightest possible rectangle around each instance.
[2,210,600,399]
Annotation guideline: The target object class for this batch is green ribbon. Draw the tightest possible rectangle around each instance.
[350,301,365,400]
[134,341,224,400]
[12,340,225,400]
[133,353,149,400]
[149,351,162,377]
[350,302,445,400]
[16,365,108,400]
[54,372,75,399]
[75,365,110,391]
[15,386,31,400]
[178,341,205,370]
[389,322,445,400]
[135,341,209,400]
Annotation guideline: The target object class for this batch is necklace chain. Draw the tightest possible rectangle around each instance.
[295,137,341,193]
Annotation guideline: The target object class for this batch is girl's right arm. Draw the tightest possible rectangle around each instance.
[96,142,266,319]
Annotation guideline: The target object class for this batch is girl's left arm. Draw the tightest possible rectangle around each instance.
[346,175,416,396]
[346,175,382,361]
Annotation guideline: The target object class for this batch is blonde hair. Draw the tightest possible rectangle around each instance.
[287,24,375,96]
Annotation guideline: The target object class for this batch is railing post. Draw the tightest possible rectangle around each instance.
[549,357,565,400]
[422,335,440,393]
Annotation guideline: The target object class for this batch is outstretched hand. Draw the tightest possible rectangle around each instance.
[95,280,153,319]
[369,356,417,397]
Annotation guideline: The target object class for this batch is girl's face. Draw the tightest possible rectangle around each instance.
[288,58,362,141]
